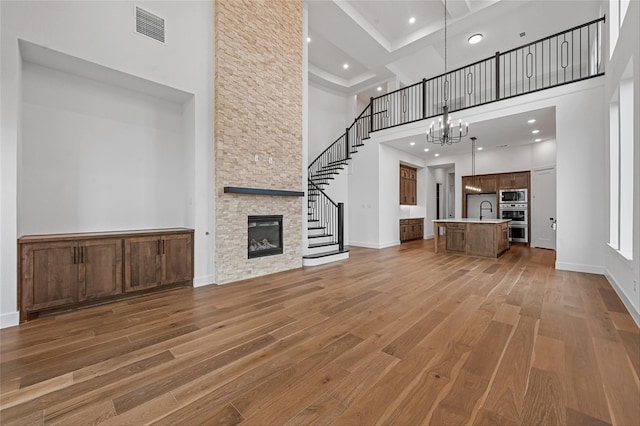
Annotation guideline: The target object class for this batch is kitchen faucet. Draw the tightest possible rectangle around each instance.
[480,200,493,220]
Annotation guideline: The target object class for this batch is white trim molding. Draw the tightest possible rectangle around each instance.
[0,311,20,329]
[555,262,605,275]
[605,271,640,328]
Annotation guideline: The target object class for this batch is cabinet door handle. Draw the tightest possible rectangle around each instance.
[80,247,84,264]
[162,240,165,254]
[73,247,77,264]
[157,240,161,255]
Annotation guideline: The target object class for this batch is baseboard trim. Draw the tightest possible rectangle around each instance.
[193,275,216,288]
[349,241,400,249]
[0,311,20,329]
[605,270,640,328]
[380,240,400,249]
[555,261,604,275]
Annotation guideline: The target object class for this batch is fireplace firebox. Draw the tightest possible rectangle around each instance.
[248,215,283,258]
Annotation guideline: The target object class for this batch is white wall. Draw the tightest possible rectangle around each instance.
[308,82,349,162]
[1,1,213,328]
[348,139,380,248]
[347,141,426,249]
[20,62,191,234]
[604,0,639,324]
[379,145,426,247]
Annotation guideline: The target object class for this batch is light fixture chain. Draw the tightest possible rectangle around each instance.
[425,0,468,146]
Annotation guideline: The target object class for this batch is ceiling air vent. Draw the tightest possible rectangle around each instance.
[135,6,165,43]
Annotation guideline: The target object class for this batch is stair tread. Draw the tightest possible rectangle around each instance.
[308,233,333,238]
[308,241,338,249]
[303,248,350,259]
[308,227,325,230]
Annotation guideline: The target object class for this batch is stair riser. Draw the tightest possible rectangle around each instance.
[307,228,326,237]
[307,235,334,245]
[303,252,349,266]
[307,244,339,255]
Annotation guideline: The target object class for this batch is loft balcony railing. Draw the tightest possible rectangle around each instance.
[370,17,604,132]
[306,17,604,253]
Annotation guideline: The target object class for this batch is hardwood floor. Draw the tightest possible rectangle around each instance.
[1,240,639,425]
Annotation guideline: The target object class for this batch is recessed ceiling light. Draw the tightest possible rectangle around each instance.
[377,86,382,91]
[307,37,311,43]
[532,129,540,134]
[424,148,429,152]
[535,138,542,142]
[468,34,483,45]
[477,147,483,151]
[343,63,349,69]
[527,119,536,124]
[409,17,416,24]
[410,142,415,146]
[434,153,440,157]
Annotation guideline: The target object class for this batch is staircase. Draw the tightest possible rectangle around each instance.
[303,17,604,266]
[302,107,372,266]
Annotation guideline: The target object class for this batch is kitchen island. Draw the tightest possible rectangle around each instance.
[432,219,511,258]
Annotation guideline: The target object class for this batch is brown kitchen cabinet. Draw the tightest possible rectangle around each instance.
[18,228,193,321]
[500,172,529,189]
[462,175,496,193]
[400,218,424,242]
[400,164,417,205]
[445,223,466,252]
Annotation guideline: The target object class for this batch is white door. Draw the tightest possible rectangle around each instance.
[531,167,556,249]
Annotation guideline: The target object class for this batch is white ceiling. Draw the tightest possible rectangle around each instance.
[382,106,556,159]
[306,0,602,159]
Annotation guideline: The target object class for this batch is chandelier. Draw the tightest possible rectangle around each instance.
[426,0,469,145]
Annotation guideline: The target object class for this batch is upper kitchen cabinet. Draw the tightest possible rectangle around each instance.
[400,164,417,205]
[500,172,530,189]
[462,175,496,194]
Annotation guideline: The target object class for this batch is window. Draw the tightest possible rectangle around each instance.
[609,0,619,58]
[609,93,619,249]
[609,59,634,260]
[620,0,630,26]
[618,62,633,258]
[609,0,631,58]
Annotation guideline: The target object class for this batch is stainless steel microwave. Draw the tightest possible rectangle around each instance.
[500,189,527,203]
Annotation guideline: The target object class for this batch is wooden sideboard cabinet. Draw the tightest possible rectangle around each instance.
[18,228,193,321]
[124,232,193,292]
[400,218,424,242]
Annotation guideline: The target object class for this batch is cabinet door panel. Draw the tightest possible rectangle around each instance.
[124,237,161,292]
[21,242,78,311]
[512,172,529,188]
[162,234,193,285]
[79,238,123,301]
[446,229,466,252]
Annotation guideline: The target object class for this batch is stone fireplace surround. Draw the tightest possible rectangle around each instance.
[213,1,303,284]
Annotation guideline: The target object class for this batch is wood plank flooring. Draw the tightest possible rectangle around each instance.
[1,240,639,425]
